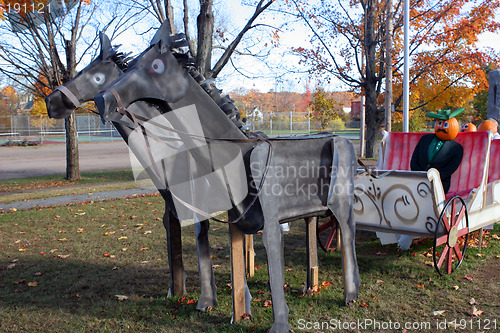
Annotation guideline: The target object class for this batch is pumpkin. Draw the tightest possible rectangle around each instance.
[478,119,498,133]
[434,118,459,141]
[460,123,477,132]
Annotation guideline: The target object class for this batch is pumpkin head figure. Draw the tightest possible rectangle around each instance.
[460,123,477,132]
[478,119,498,133]
[426,108,464,141]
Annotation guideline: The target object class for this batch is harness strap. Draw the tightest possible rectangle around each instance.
[108,88,272,225]
[356,158,391,179]
[55,85,81,108]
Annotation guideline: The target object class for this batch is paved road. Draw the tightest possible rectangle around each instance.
[0,141,133,180]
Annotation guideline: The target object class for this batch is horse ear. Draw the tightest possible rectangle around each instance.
[150,20,171,53]
[99,32,115,60]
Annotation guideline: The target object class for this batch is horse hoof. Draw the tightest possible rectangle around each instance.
[345,292,359,306]
[267,322,291,333]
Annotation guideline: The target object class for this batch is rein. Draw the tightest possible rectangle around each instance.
[109,88,273,225]
[356,158,391,179]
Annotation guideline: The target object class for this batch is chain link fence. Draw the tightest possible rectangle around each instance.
[0,114,120,145]
[245,111,360,139]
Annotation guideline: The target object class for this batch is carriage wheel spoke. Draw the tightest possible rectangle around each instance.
[441,213,451,232]
[457,227,469,238]
[436,234,448,246]
[447,247,453,274]
[450,200,456,225]
[318,219,334,233]
[436,244,450,268]
[454,206,466,227]
[453,244,463,261]
[324,228,336,251]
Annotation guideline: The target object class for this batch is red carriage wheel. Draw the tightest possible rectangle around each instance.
[433,196,469,275]
[317,215,338,252]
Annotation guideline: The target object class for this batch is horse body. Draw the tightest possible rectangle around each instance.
[45,32,221,311]
[95,21,360,333]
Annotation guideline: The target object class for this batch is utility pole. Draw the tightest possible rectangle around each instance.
[384,0,393,132]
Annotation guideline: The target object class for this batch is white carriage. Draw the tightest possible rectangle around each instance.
[319,130,500,275]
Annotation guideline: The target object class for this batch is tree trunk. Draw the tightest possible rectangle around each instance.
[65,112,80,180]
[196,0,214,77]
[364,0,382,158]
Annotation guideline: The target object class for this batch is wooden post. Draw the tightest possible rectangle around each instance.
[478,228,484,253]
[229,223,246,321]
[245,234,255,277]
[336,222,342,252]
[306,217,319,291]
[168,212,185,296]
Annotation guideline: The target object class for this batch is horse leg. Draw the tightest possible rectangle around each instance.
[163,205,186,296]
[195,219,218,311]
[328,137,360,304]
[262,214,290,332]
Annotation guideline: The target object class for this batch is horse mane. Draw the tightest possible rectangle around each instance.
[168,34,245,130]
[110,48,132,71]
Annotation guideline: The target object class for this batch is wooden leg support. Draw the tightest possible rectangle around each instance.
[230,223,247,321]
[245,234,255,277]
[306,217,319,292]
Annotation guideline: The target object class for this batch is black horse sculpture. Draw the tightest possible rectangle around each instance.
[44,32,238,311]
[94,21,360,333]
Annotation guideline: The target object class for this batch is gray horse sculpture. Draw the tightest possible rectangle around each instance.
[44,32,228,311]
[94,21,360,333]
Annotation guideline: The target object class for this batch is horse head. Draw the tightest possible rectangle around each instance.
[94,20,190,122]
[45,32,129,119]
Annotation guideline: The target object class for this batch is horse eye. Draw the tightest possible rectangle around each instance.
[151,59,165,74]
[93,73,105,84]
[443,121,449,129]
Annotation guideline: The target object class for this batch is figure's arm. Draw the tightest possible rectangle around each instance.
[410,140,425,171]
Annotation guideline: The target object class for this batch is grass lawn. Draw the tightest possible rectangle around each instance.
[1,194,499,332]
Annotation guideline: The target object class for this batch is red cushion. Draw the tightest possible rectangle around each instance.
[488,139,500,183]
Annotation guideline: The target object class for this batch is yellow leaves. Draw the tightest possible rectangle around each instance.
[27,281,38,287]
[58,238,68,242]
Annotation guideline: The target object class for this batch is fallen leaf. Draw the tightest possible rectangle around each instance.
[139,247,149,251]
[241,313,252,320]
[417,284,425,288]
[469,298,477,305]
[263,300,272,307]
[144,230,152,235]
[13,279,26,285]
[464,274,474,281]
[491,234,499,240]
[77,228,84,233]
[451,285,459,290]
[118,236,128,240]
[468,305,483,317]
[28,281,38,287]
[115,295,128,301]
[432,310,446,316]
[211,245,223,250]
[18,248,27,252]
[11,208,17,212]
[34,271,43,276]
[360,301,369,307]
[58,238,67,242]
[476,253,484,257]
[186,299,196,305]
[376,279,384,284]
[7,263,16,269]
[57,254,70,259]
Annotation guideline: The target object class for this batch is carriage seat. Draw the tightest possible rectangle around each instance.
[376,131,491,201]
